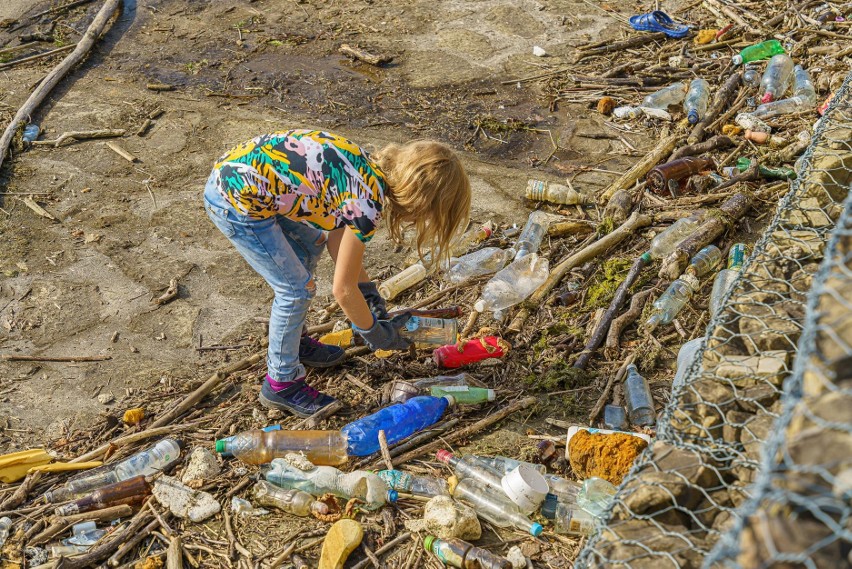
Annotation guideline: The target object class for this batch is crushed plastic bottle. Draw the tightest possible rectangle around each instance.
[735,112,772,133]
[646,273,699,330]
[624,364,656,427]
[445,247,513,284]
[54,475,151,516]
[66,521,107,547]
[649,213,703,259]
[686,244,723,277]
[474,254,549,315]
[603,404,628,430]
[684,78,711,124]
[577,477,618,517]
[402,316,458,347]
[379,263,429,300]
[45,439,182,503]
[736,157,796,180]
[0,517,11,548]
[751,65,817,119]
[250,480,329,516]
[466,455,545,475]
[612,106,642,119]
[710,243,746,315]
[732,39,785,66]
[759,54,794,103]
[452,477,543,536]
[525,179,590,205]
[436,450,505,494]
[342,396,452,457]
[673,337,705,389]
[216,430,348,466]
[513,211,551,259]
[641,82,686,110]
[376,470,450,498]
[424,536,513,569]
[433,336,507,368]
[429,386,494,405]
[22,124,40,145]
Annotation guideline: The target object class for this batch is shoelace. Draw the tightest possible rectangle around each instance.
[293,380,321,401]
[300,335,325,354]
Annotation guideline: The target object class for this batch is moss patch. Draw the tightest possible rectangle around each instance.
[524,360,593,391]
[584,258,632,309]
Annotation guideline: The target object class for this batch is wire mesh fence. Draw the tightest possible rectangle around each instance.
[576,71,852,569]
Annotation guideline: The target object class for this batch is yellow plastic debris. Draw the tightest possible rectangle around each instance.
[319,328,355,348]
[28,461,103,474]
[694,29,718,44]
[722,124,743,136]
[318,519,363,569]
[0,449,53,483]
[123,408,145,425]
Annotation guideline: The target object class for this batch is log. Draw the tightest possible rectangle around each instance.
[687,72,742,145]
[167,536,184,569]
[0,0,122,172]
[507,212,652,332]
[598,135,683,204]
[606,289,655,355]
[108,518,159,566]
[670,135,734,161]
[390,397,537,465]
[0,472,41,510]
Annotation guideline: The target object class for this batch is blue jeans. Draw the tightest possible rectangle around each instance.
[203,172,327,382]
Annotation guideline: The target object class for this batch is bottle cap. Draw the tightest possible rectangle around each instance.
[435,450,453,463]
[387,490,399,503]
[687,110,700,124]
[732,54,743,65]
[541,493,559,519]
[500,465,549,513]
[530,522,544,537]
[215,440,226,453]
[423,535,436,552]
[761,92,774,104]
[172,439,186,451]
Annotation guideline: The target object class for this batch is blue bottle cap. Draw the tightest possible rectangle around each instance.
[541,493,558,519]
[387,490,399,503]
[530,522,544,537]
[687,109,700,124]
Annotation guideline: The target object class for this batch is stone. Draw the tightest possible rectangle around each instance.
[153,476,221,523]
[318,519,363,569]
[403,495,481,540]
[737,511,843,568]
[506,546,527,569]
[736,384,781,413]
[592,519,708,569]
[723,410,755,444]
[620,471,705,515]
[694,488,734,528]
[738,302,801,355]
[97,393,115,405]
[181,447,221,485]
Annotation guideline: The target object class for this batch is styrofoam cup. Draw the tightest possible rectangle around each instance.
[501,464,549,513]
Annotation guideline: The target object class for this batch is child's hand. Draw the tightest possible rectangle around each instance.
[355,313,412,351]
[357,281,388,319]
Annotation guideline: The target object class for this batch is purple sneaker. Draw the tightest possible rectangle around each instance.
[299,334,346,368]
[259,378,336,417]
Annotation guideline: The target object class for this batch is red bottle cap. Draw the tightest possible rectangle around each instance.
[435,449,453,463]
[761,92,774,104]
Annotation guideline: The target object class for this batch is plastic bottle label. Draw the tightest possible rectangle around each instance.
[526,180,547,200]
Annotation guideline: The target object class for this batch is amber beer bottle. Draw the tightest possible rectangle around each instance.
[646,156,716,197]
[55,475,151,516]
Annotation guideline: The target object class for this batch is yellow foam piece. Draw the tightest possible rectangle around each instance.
[28,461,103,474]
[320,328,355,348]
[0,449,53,483]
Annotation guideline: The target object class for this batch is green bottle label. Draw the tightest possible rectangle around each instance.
[728,244,746,269]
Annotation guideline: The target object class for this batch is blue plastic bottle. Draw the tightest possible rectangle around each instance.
[342,396,451,456]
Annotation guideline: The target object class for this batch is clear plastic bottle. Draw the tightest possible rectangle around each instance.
[514,211,551,260]
[732,39,785,66]
[613,106,642,119]
[250,480,329,516]
[401,317,458,347]
[646,273,699,330]
[710,243,746,315]
[554,503,597,536]
[413,373,475,389]
[376,470,450,498]
[525,180,590,205]
[683,79,711,124]
[342,396,452,457]
[734,112,771,133]
[759,54,794,103]
[465,455,545,475]
[452,478,544,537]
[379,263,428,300]
[603,404,628,430]
[218,424,282,457]
[66,521,107,546]
[686,244,723,277]
[436,450,505,494]
[751,65,817,119]
[544,475,581,502]
[445,247,513,284]
[474,254,549,315]
[22,124,40,145]
[673,337,705,389]
[641,82,686,110]
[624,364,655,426]
[424,536,513,569]
[54,475,151,516]
[429,386,495,404]
[649,213,703,259]
[0,517,11,548]
[577,477,617,517]
[45,439,182,503]
[742,65,761,87]
[215,430,348,466]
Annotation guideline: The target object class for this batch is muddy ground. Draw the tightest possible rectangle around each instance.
[0,0,659,449]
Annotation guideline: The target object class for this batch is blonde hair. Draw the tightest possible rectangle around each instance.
[374,140,471,264]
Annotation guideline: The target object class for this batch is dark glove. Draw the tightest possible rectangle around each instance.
[358,281,389,319]
[355,313,413,351]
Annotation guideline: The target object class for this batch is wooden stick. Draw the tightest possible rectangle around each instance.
[577,32,667,58]
[598,135,683,204]
[31,128,126,147]
[670,135,734,161]
[391,397,537,466]
[687,72,741,145]
[588,353,635,425]
[106,141,138,162]
[107,517,159,567]
[606,289,654,355]
[294,399,344,429]
[349,533,412,569]
[0,0,122,171]
[0,42,42,56]
[0,354,110,362]
[31,505,133,546]
[57,508,154,569]
[0,44,76,71]
[30,0,98,19]
[167,536,184,569]
[147,83,175,92]
[507,212,652,332]
[152,278,179,305]
[339,44,392,66]
[378,430,394,470]
[0,472,41,510]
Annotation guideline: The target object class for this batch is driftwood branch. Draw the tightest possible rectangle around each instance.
[32,128,126,147]
[588,353,636,425]
[0,44,76,71]
[598,135,683,204]
[339,44,392,66]
[152,278,179,305]
[670,135,734,161]
[0,354,110,362]
[606,288,655,355]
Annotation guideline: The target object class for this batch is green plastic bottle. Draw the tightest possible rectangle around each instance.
[732,39,785,66]
[736,157,796,180]
[429,385,495,404]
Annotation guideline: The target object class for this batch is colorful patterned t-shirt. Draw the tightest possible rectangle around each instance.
[212,130,386,243]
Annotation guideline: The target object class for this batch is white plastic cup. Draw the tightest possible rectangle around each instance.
[501,464,549,514]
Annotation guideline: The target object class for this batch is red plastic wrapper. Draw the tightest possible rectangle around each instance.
[433,336,509,368]
[818,92,835,116]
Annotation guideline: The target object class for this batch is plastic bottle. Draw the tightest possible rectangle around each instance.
[641,82,686,110]
[436,450,505,494]
[0,517,11,548]
[612,106,642,119]
[433,336,507,369]
[219,424,282,457]
[732,39,785,65]
[264,458,397,510]
[525,179,590,205]
[45,439,182,503]
[603,404,628,430]
[424,536,513,569]
[683,79,711,124]
[66,521,107,546]
[445,247,513,284]
[474,254,549,315]
[376,470,450,498]
[736,157,796,180]
[624,364,655,426]
[710,243,746,315]
[342,396,451,457]
[646,273,699,330]
[390,374,474,403]
[742,65,761,87]
[402,316,458,347]
[22,124,40,144]
[55,475,151,516]
[734,112,772,133]
[577,477,617,517]
[649,213,703,259]
[751,65,818,119]
[686,244,723,277]
[379,263,428,300]
[466,455,545,475]
[452,477,543,537]
[673,337,705,389]
[554,503,598,536]
[759,54,794,103]
[513,211,551,259]
[250,480,329,516]
[429,386,495,404]
[216,430,348,466]
[646,157,715,197]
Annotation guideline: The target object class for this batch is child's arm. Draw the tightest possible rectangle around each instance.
[328,228,374,330]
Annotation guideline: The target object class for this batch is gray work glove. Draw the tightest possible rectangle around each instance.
[358,281,389,319]
[355,313,412,351]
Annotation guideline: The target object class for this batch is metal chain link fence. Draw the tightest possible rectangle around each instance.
[575,71,852,569]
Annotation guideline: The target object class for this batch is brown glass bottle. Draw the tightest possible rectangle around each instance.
[54,475,151,516]
[646,156,716,197]
[424,536,512,569]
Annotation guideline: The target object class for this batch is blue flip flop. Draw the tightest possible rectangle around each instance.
[629,10,690,38]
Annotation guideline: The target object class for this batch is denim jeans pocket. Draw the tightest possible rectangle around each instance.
[205,201,236,238]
